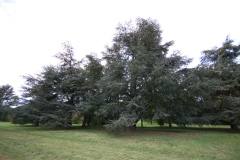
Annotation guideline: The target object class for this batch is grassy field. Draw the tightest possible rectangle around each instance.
[0,122,240,160]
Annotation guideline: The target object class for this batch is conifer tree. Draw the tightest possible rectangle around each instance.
[99,18,192,131]
[200,37,240,129]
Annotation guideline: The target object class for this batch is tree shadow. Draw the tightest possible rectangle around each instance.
[14,123,240,134]
[138,126,240,134]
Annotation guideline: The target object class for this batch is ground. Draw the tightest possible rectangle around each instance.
[0,122,240,160]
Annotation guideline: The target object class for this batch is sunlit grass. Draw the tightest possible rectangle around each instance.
[0,122,240,160]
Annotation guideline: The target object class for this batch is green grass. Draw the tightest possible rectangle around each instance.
[0,122,240,160]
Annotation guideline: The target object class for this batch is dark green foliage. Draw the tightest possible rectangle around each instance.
[80,54,104,127]
[200,37,240,129]
[104,113,138,132]
[0,106,13,121]
[13,43,104,128]
[0,84,18,121]
[13,42,84,127]
[12,18,240,131]
[12,105,40,126]
[99,18,195,131]
[0,84,18,107]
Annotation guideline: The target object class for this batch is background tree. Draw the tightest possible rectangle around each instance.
[13,66,65,126]
[0,84,18,121]
[79,54,103,127]
[53,41,84,127]
[200,37,240,129]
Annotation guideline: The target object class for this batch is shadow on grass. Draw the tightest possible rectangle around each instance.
[14,123,105,132]
[137,126,240,134]
[178,126,240,133]
[14,123,240,135]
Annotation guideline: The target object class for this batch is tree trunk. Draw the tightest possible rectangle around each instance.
[130,123,137,131]
[141,118,143,128]
[34,118,39,127]
[130,119,139,131]
[230,124,238,130]
[168,117,172,128]
[67,112,72,127]
[87,114,91,126]
[82,115,87,127]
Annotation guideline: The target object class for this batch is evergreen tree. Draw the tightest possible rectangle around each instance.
[99,18,192,131]
[80,54,103,127]
[0,84,18,121]
[200,37,240,129]
[13,42,85,127]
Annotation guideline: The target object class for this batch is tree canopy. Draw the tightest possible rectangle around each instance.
[200,37,240,129]
[9,18,240,130]
[0,84,18,121]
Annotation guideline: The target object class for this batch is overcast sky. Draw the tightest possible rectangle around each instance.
[0,0,240,95]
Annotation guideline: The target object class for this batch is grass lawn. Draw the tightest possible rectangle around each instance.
[0,122,240,160]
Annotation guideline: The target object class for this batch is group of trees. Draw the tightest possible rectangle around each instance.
[1,18,240,130]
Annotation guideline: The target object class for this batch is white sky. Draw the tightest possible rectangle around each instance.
[0,0,240,96]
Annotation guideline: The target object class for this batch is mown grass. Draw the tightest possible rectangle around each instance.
[0,122,240,160]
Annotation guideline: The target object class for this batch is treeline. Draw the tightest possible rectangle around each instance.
[1,18,240,130]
